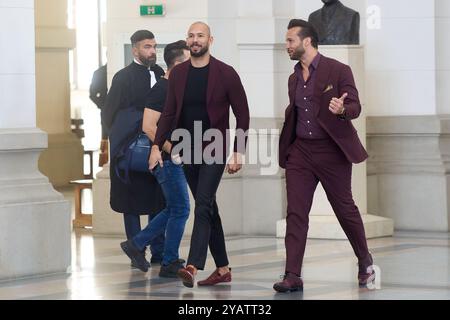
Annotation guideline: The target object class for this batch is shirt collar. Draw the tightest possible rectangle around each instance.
[294,52,321,72]
[133,58,151,70]
[311,52,321,70]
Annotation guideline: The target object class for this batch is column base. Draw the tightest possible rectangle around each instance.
[0,200,71,280]
[0,128,71,281]
[276,214,394,239]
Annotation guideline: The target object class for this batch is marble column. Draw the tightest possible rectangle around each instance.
[0,0,71,280]
[35,0,84,187]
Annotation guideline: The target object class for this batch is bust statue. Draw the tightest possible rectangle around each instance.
[308,0,360,45]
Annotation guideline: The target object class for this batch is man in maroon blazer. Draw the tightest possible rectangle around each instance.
[149,22,250,288]
[274,19,375,293]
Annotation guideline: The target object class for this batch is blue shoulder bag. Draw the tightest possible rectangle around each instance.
[115,132,152,184]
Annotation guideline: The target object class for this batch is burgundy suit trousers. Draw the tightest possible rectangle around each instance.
[284,137,371,276]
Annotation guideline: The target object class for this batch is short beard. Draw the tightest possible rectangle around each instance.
[139,54,156,67]
[190,45,209,58]
[290,46,305,61]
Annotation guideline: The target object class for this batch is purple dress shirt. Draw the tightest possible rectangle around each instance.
[295,53,329,140]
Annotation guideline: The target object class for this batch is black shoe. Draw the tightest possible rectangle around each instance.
[130,249,151,269]
[159,259,185,278]
[131,258,151,269]
[120,240,149,272]
[150,256,163,265]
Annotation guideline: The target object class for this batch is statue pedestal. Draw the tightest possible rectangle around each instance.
[276,46,393,239]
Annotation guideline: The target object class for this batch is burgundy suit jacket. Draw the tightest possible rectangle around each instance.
[279,55,368,168]
[154,56,250,156]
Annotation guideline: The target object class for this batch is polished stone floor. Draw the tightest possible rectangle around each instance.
[0,228,449,300]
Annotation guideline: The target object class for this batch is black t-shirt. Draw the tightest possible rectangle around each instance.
[145,78,170,161]
[146,78,168,113]
[180,64,211,143]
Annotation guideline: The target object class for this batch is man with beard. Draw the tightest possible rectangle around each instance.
[120,40,191,277]
[103,30,165,268]
[148,22,250,288]
[274,19,374,292]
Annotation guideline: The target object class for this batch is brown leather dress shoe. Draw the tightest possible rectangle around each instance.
[197,268,232,286]
[177,265,196,288]
[273,272,303,293]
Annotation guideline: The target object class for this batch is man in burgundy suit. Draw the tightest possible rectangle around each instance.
[149,22,250,288]
[274,19,375,293]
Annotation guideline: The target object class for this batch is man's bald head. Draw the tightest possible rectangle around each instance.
[188,21,211,37]
[186,21,213,58]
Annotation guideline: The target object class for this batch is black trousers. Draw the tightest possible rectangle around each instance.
[183,163,229,270]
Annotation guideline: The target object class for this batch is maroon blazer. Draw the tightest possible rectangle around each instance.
[279,55,368,168]
[154,56,250,156]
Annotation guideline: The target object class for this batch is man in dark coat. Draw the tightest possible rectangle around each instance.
[103,30,166,266]
[89,63,109,166]
[89,63,108,135]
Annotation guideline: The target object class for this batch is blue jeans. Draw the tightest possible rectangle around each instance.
[123,213,165,260]
[133,160,190,266]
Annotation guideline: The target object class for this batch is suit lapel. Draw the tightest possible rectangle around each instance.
[206,56,219,107]
[175,61,190,113]
[286,72,298,119]
[288,72,298,106]
[313,56,331,117]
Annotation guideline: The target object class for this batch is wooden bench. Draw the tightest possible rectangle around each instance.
[70,179,93,228]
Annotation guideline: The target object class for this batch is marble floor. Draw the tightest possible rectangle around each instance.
[0,228,449,300]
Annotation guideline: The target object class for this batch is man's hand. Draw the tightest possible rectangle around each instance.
[171,153,182,165]
[329,92,348,115]
[149,145,163,171]
[226,152,243,174]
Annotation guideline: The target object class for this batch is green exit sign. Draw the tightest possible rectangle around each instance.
[140,5,165,16]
